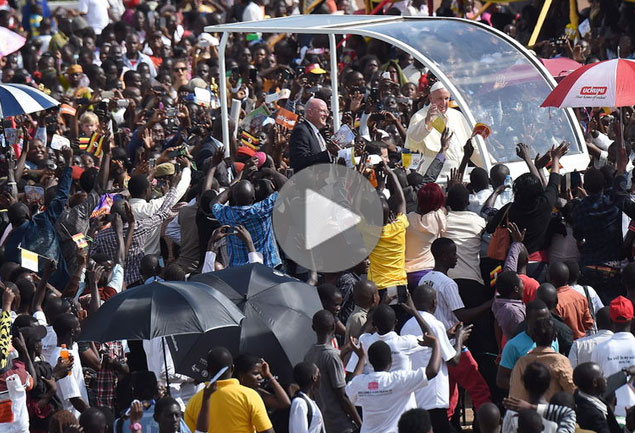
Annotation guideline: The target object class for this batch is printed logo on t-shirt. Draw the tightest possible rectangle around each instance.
[368,382,379,390]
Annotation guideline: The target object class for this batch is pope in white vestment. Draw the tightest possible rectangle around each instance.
[405,82,485,178]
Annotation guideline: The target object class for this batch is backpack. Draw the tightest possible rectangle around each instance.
[271,391,318,433]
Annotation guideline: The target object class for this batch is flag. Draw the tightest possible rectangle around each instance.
[59,104,77,116]
[21,248,38,272]
[72,233,88,249]
[240,130,260,150]
[401,151,422,170]
[79,132,105,158]
[274,107,299,130]
[489,265,502,288]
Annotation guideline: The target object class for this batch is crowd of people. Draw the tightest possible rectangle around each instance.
[0,0,635,432]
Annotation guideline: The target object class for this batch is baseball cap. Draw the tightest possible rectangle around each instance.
[254,151,267,167]
[155,162,175,178]
[305,63,327,74]
[609,296,634,323]
[72,165,85,180]
[236,146,256,158]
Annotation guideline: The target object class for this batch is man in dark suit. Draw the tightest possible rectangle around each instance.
[289,98,339,172]
[573,362,623,433]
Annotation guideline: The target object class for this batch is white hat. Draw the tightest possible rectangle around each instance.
[430,81,446,93]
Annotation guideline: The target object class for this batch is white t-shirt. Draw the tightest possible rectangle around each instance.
[33,311,59,372]
[418,271,464,330]
[78,0,110,34]
[400,311,456,409]
[289,392,324,433]
[591,332,635,417]
[445,211,486,284]
[48,344,89,419]
[467,188,510,215]
[345,368,428,433]
[345,331,422,374]
[242,1,264,21]
[568,329,613,368]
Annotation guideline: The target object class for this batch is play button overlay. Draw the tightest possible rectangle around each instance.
[304,189,361,249]
[273,163,383,273]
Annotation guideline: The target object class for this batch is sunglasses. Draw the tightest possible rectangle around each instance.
[173,67,187,72]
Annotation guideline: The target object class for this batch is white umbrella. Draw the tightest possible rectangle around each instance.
[0,83,59,118]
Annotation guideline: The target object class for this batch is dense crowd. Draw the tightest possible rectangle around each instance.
[0,0,635,432]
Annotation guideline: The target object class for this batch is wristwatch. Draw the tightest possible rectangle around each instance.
[130,422,142,432]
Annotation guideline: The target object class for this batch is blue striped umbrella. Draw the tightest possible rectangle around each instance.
[0,83,59,118]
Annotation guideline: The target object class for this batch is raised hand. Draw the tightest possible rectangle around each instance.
[350,337,365,358]
[440,127,454,153]
[507,222,526,243]
[418,332,438,348]
[516,142,530,161]
[503,396,535,412]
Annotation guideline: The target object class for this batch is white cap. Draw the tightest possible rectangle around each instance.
[430,81,446,93]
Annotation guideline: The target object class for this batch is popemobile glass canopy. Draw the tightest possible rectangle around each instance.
[206,15,588,175]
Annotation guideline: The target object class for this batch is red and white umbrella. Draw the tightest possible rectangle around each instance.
[539,57,582,82]
[541,58,635,108]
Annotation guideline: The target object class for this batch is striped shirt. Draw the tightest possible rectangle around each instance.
[418,271,464,330]
[91,188,178,285]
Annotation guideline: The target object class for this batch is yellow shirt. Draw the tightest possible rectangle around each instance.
[184,378,272,433]
[368,213,409,290]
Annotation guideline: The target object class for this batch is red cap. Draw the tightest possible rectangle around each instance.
[609,296,634,323]
[237,146,256,158]
[233,162,245,173]
[72,165,85,180]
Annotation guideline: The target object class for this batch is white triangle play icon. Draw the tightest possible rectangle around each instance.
[305,189,361,250]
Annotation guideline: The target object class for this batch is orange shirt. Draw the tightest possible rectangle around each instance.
[509,347,574,402]
[554,285,594,339]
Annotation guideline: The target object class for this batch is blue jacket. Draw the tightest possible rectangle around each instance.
[5,167,72,288]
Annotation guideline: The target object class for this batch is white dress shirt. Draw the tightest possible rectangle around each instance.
[306,119,327,152]
[289,392,324,433]
[130,167,191,255]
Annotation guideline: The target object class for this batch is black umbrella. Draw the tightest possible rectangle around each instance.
[174,264,322,383]
[78,281,245,342]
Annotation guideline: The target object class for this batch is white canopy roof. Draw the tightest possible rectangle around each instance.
[207,15,587,173]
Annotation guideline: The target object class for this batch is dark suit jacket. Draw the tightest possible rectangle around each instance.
[289,120,331,172]
[574,390,622,433]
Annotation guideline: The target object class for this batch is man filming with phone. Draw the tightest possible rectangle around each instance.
[211,160,288,268]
